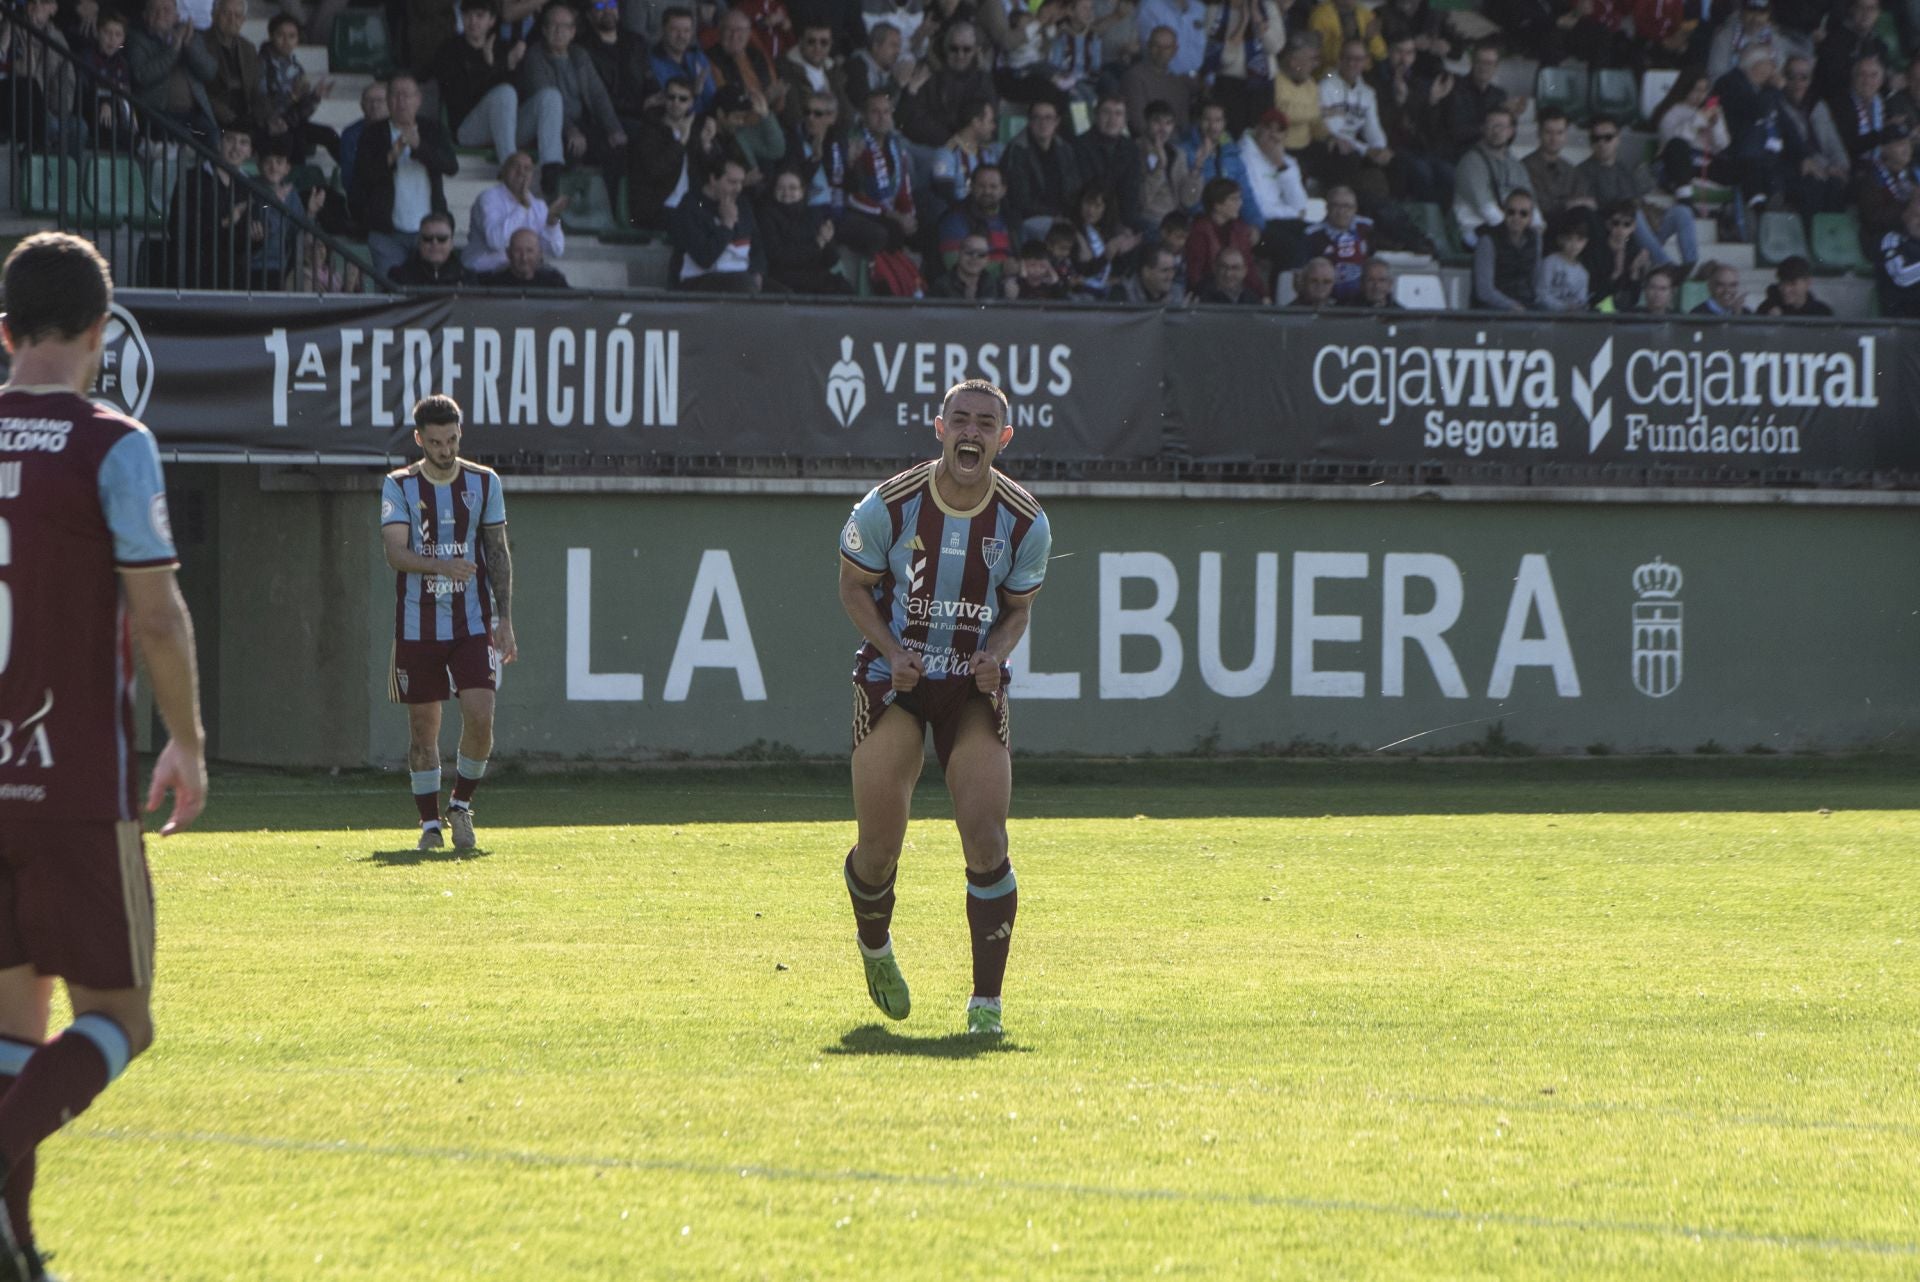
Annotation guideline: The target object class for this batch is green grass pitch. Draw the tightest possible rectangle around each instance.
[30,757,1920,1279]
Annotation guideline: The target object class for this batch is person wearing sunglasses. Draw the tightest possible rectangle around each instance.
[391,211,475,287]
[626,74,701,230]
[775,22,853,130]
[897,20,996,147]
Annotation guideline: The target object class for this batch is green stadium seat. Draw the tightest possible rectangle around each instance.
[1404,201,1470,266]
[999,111,1026,145]
[605,175,657,244]
[557,171,615,236]
[1591,68,1638,124]
[1536,64,1589,122]
[82,153,150,230]
[1679,278,1709,311]
[1755,210,1809,267]
[23,154,81,220]
[329,10,391,74]
[1811,210,1873,275]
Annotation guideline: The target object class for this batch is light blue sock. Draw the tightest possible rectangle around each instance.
[455,753,488,782]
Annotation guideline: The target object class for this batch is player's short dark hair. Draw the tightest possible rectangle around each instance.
[412,394,464,430]
[1,232,111,345]
[941,378,1010,422]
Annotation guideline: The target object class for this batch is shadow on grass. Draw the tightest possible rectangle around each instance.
[823,1023,1031,1060]
[361,847,492,866]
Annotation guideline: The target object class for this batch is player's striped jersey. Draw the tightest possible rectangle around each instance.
[0,387,178,823]
[839,462,1050,683]
[380,460,506,643]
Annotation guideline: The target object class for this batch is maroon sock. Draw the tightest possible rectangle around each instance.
[964,859,1018,999]
[413,790,440,824]
[450,775,478,806]
[0,1032,113,1175]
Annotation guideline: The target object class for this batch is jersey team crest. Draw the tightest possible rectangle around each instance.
[981,537,1007,568]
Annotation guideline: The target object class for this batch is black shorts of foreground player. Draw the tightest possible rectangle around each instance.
[836,379,1052,1038]
[381,395,518,853]
[0,232,208,1282]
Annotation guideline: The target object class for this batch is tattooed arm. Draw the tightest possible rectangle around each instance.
[482,523,518,664]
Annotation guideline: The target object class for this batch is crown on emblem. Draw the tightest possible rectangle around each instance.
[1633,557,1683,599]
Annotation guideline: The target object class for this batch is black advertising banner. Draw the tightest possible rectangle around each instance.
[1165,310,1920,475]
[68,292,1166,462]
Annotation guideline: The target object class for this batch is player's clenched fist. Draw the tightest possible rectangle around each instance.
[971,653,1003,694]
[889,647,925,692]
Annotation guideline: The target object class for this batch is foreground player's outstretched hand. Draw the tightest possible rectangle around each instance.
[147,738,208,836]
[889,647,925,692]
[493,617,519,665]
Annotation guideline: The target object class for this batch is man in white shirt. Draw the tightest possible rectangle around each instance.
[1237,108,1310,279]
[1317,38,1392,207]
[1134,0,1210,76]
[465,151,568,273]
[349,73,460,277]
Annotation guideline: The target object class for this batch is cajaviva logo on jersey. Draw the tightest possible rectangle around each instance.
[90,304,154,421]
[1309,326,1879,462]
[824,334,1072,430]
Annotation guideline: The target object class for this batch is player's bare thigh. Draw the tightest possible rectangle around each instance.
[851,706,924,882]
[944,698,1012,875]
[0,965,52,1043]
[66,981,154,1056]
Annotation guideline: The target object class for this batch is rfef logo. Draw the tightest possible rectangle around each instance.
[92,304,154,421]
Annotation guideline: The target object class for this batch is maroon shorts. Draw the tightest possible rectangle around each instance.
[0,820,155,990]
[852,673,1011,769]
[389,634,498,704]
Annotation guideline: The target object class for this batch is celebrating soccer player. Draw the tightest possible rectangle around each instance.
[837,379,1052,1036]
[0,232,208,1282]
[381,396,517,851]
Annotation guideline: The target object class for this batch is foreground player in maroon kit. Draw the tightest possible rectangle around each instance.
[0,233,207,1281]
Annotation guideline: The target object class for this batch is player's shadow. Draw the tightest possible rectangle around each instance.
[824,1024,1030,1060]
[362,847,492,866]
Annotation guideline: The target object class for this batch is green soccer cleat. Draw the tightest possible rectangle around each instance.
[447,806,476,850]
[860,941,911,1020]
[965,998,1003,1036]
[417,823,445,852]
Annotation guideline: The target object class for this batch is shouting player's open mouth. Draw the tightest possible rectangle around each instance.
[952,441,984,474]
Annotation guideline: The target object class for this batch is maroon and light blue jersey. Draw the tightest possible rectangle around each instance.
[0,388,178,824]
[381,461,506,643]
[839,462,1050,683]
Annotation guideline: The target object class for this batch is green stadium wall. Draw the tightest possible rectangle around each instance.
[177,471,1920,765]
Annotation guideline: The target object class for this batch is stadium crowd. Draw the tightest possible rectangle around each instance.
[7,0,1920,311]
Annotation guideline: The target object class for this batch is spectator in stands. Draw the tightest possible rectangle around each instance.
[843,85,917,246]
[1780,55,1852,214]
[1122,26,1192,136]
[1757,254,1833,313]
[712,8,787,117]
[391,211,474,286]
[1578,113,1699,264]
[1204,0,1284,134]
[1484,0,1562,64]
[1301,186,1371,302]
[435,0,562,174]
[1069,183,1141,296]
[1318,38,1393,209]
[923,168,1005,275]
[1286,255,1337,307]
[256,12,337,165]
[1446,42,1522,162]
[170,125,255,289]
[1877,191,1920,315]
[1307,0,1384,73]
[931,232,1001,298]
[1355,255,1399,307]
[1043,220,1082,292]
[627,76,700,230]
[1690,258,1748,312]
[129,0,214,140]
[582,0,654,132]
[1888,50,1920,129]
[1826,52,1894,162]
[1652,66,1727,197]
[1453,107,1531,247]
[1713,45,1790,223]
[1471,188,1541,309]
[788,87,852,212]
[337,80,385,198]
[651,6,719,112]
[900,21,996,146]
[1855,128,1920,250]
[1238,108,1309,271]
[1635,0,1702,69]
[1187,175,1267,299]
[1567,0,1637,70]
[1157,208,1191,292]
[250,138,314,291]
[479,226,572,287]
[1185,99,1248,189]
[1584,199,1651,307]
[1134,0,1209,78]
[931,97,1002,206]
[671,157,766,291]
[758,167,851,291]
[786,0,864,62]
[1270,37,1326,158]
[1523,108,1587,220]
[352,73,459,277]
[1196,245,1261,302]
[1815,0,1895,101]
[465,151,567,273]
[1375,0,1461,79]
[1005,238,1069,298]
[1116,242,1184,302]
[845,21,905,112]
[732,0,797,64]
[1005,100,1082,237]
[78,10,136,147]
[1139,100,1202,224]
[1371,36,1452,203]
[521,1,628,193]
[193,0,266,141]
[779,24,853,129]
[1706,0,1809,83]
[716,83,788,189]
[1535,209,1592,310]
[1075,95,1143,228]
[1640,263,1681,312]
